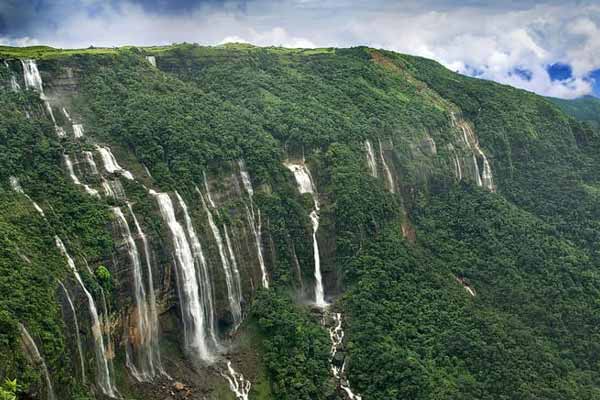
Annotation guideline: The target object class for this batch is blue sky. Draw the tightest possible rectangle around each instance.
[1,0,599,99]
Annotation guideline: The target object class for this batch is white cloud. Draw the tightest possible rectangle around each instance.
[2,0,599,98]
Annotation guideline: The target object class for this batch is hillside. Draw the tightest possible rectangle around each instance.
[549,95,600,129]
[1,43,600,400]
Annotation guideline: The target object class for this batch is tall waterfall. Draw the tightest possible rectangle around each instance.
[96,146,134,180]
[20,59,65,137]
[58,280,86,383]
[64,155,100,197]
[127,203,163,372]
[174,192,220,351]
[152,191,214,361]
[223,225,244,308]
[378,139,395,193]
[55,237,117,397]
[21,60,44,93]
[364,140,378,178]
[18,323,56,400]
[238,160,269,288]
[5,61,20,92]
[113,207,157,381]
[198,186,243,328]
[222,361,251,400]
[455,114,495,192]
[284,162,326,307]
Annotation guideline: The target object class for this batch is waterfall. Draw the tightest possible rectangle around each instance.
[127,203,163,372]
[58,280,86,383]
[456,118,495,191]
[5,61,20,92]
[146,56,157,67]
[223,225,244,309]
[284,162,326,307]
[18,323,56,400]
[113,207,157,381]
[64,154,100,197]
[55,237,117,397]
[222,361,251,400]
[174,192,220,351]
[378,139,395,193]
[62,108,72,121]
[102,179,126,200]
[96,146,134,180]
[9,176,45,217]
[20,59,44,93]
[238,160,269,289]
[197,186,243,328]
[73,124,84,138]
[82,151,99,175]
[364,140,378,178]
[19,59,65,137]
[328,313,361,400]
[151,191,214,361]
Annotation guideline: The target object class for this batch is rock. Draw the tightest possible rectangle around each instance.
[173,381,186,391]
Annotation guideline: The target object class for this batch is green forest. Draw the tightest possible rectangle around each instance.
[1,43,600,399]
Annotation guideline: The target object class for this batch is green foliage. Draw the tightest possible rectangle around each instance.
[549,95,600,130]
[0,378,17,400]
[94,265,112,291]
[252,290,334,400]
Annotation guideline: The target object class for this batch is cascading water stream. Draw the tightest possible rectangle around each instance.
[58,280,86,383]
[146,56,157,67]
[9,176,45,217]
[238,160,269,289]
[197,186,243,328]
[175,192,220,352]
[4,61,20,92]
[20,59,65,137]
[223,225,244,308]
[82,151,98,175]
[73,124,85,138]
[55,237,117,397]
[364,140,378,178]
[18,323,56,400]
[454,114,495,191]
[222,361,251,400]
[127,203,164,372]
[113,207,156,381]
[96,146,134,180]
[378,139,395,193]
[284,162,326,307]
[64,154,100,197]
[151,191,214,362]
[328,313,361,400]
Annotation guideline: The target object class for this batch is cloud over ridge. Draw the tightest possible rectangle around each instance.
[1,0,599,99]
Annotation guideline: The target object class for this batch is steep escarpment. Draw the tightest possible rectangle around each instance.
[1,44,600,400]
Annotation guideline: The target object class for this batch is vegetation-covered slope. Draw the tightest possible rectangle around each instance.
[1,43,600,400]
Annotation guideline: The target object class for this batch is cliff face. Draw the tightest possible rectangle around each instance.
[1,44,599,400]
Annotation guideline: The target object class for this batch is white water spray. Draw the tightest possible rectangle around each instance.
[64,155,100,197]
[96,146,134,180]
[238,160,269,288]
[222,361,251,400]
[284,161,326,307]
[175,192,220,352]
[328,313,361,400]
[152,191,214,361]
[73,124,84,138]
[145,56,157,67]
[197,185,243,328]
[113,207,157,381]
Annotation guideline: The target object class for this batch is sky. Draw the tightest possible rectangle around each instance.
[1,0,599,99]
